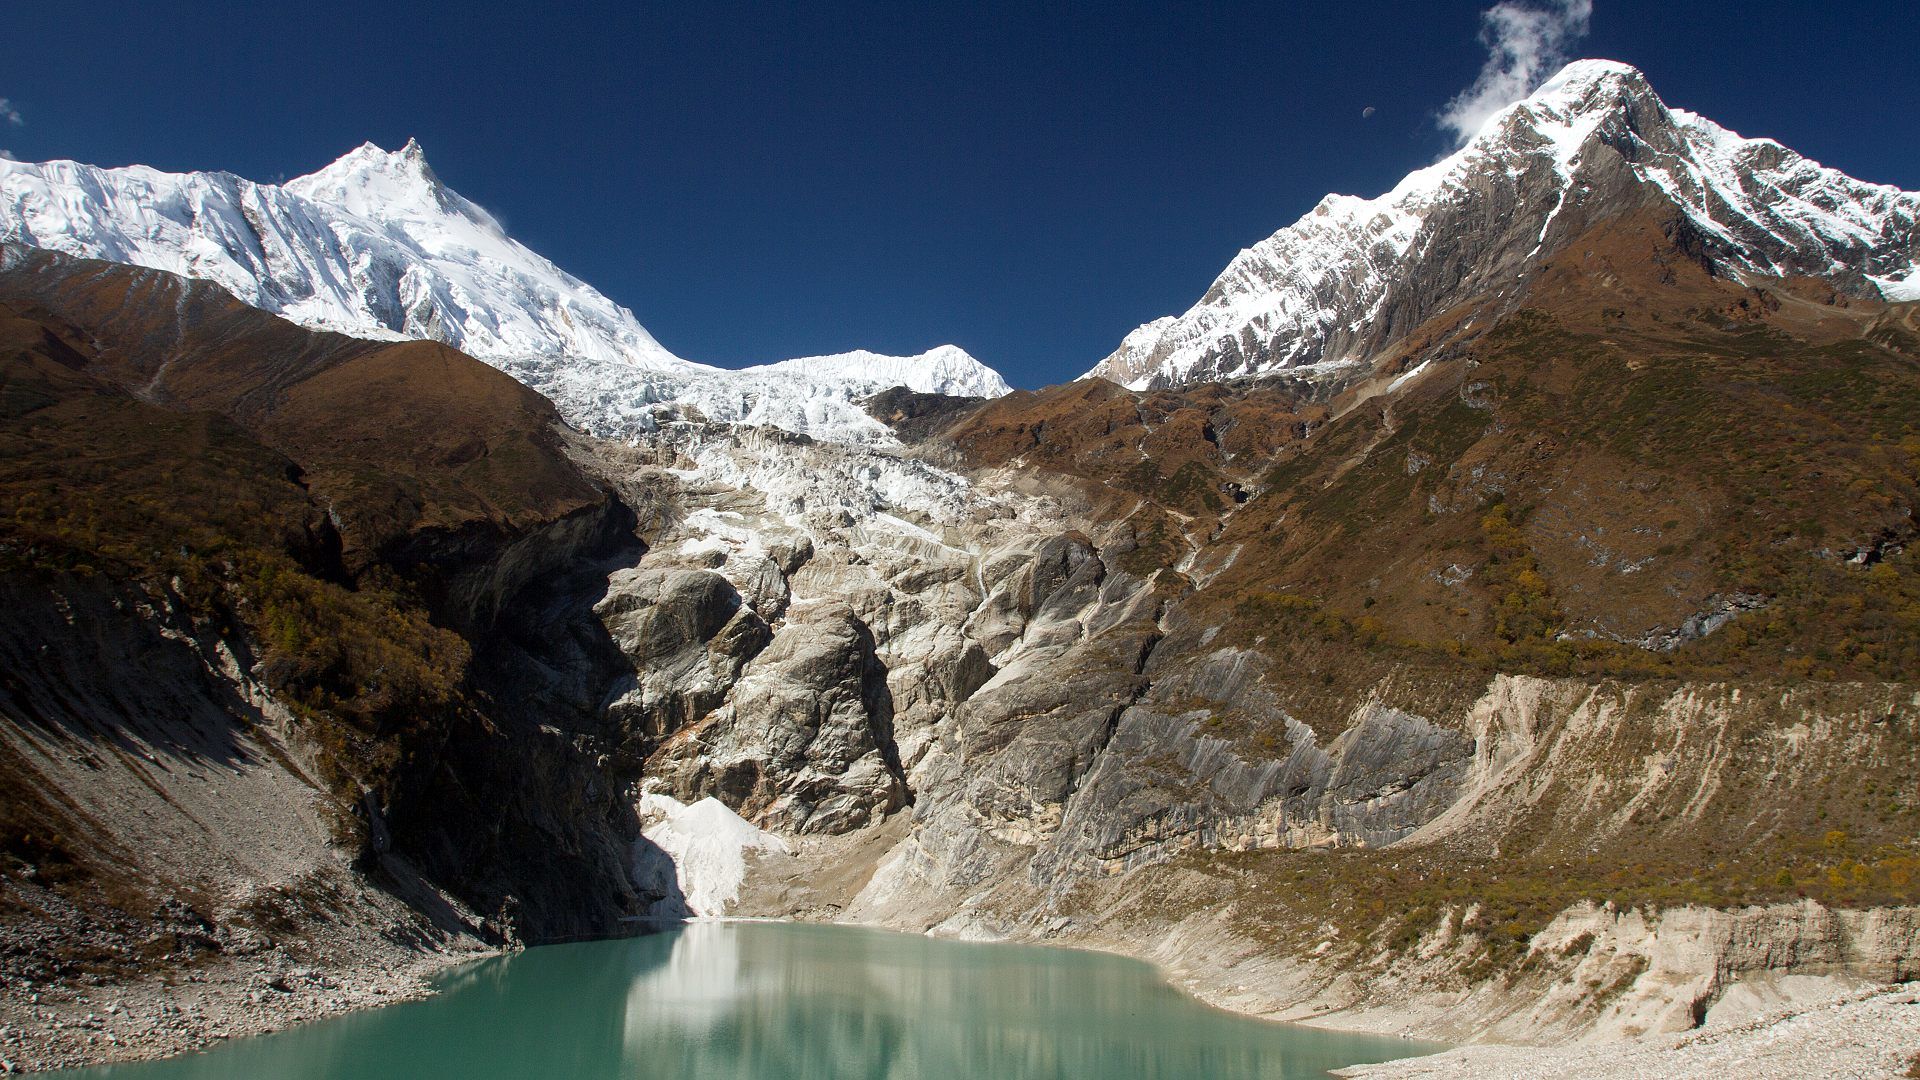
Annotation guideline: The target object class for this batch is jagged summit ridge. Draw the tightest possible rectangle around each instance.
[283,137,467,222]
[0,141,1010,444]
[1088,59,1920,390]
[0,141,689,370]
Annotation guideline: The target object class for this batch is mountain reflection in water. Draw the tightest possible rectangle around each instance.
[59,922,1441,1080]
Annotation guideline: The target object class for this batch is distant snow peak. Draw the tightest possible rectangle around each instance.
[762,344,1011,398]
[0,141,690,372]
[1088,58,1920,391]
[507,342,1005,447]
[0,140,1013,444]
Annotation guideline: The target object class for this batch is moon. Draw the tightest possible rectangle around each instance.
[1362,105,1376,119]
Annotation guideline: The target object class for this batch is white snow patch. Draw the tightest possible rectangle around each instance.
[677,535,733,558]
[1872,271,1920,303]
[636,794,790,918]
[1387,357,1434,394]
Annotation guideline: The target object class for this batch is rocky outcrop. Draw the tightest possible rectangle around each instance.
[1082,892,1920,1059]
[863,386,988,445]
[599,567,772,745]
[1031,696,1472,885]
[648,601,906,834]
[1516,900,1920,1040]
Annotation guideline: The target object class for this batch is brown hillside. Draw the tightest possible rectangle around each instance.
[930,210,1920,691]
[946,378,1323,516]
[0,248,603,576]
[0,247,646,968]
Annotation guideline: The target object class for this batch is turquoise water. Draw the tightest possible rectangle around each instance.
[59,922,1440,1079]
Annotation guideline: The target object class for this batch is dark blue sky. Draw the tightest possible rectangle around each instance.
[8,1,1918,387]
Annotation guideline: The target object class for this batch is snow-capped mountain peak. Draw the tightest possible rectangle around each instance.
[0,141,1015,444]
[503,342,1006,447]
[760,344,1011,398]
[1087,59,1920,389]
[0,141,694,371]
[284,138,468,223]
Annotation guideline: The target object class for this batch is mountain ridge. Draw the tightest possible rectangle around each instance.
[0,141,1012,443]
[1086,59,1920,390]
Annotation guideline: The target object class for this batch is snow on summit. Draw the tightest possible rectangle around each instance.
[0,140,1011,445]
[1086,58,1920,391]
[0,140,689,371]
[282,138,462,220]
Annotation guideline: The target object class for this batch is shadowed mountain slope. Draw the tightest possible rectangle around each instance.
[0,247,661,1027]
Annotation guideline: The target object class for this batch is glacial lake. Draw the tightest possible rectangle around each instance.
[61,921,1440,1079]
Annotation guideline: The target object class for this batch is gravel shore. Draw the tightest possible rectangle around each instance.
[6,932,1914,1076]
[0,942,495,1074]
[1337,982,1920,1080]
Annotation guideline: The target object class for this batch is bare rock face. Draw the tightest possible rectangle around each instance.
[851,512,1488,925]
[579,420,1495,923]
[650,602,906,833]
[1020,688,1473,891]
[579,423,1050,839]
[598,567,770,744]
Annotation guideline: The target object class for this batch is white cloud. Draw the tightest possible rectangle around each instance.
[1438,0,1592,146]
[1,98,24,163]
